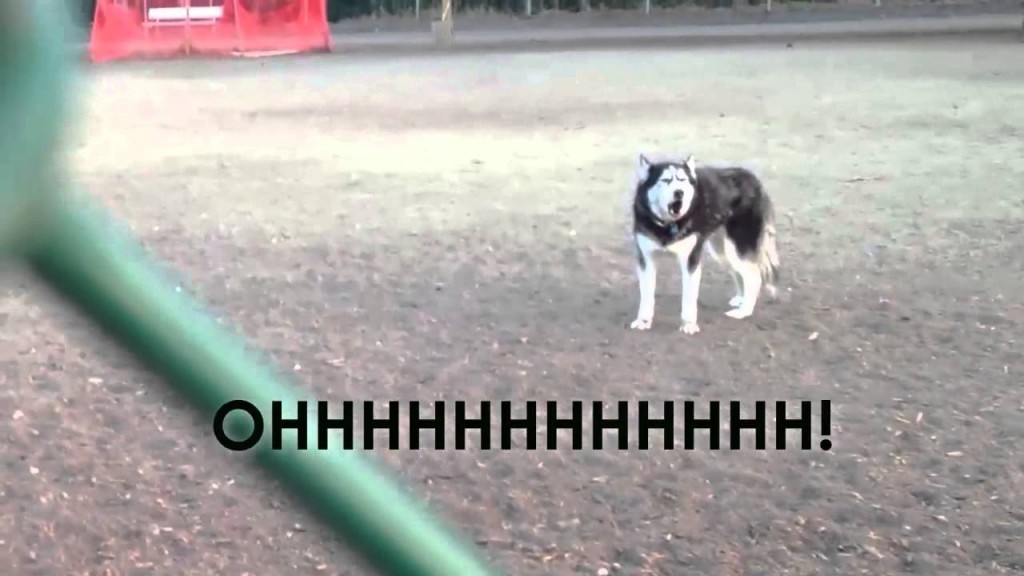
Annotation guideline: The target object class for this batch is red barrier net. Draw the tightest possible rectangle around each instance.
[89,0,331,62]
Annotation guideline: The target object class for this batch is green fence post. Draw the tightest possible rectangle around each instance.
[0,1,501,575]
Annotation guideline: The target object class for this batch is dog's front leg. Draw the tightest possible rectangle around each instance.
[672,235,703,334]
[630,234,658,330]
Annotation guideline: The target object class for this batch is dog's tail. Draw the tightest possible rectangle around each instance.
[758,202,781,299]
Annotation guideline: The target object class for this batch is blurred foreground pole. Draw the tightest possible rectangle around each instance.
[30,200,501,576]
[0,1,499,575]
[433,0,453,45]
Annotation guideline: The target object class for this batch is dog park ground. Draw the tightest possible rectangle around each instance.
[2,23,1024,575]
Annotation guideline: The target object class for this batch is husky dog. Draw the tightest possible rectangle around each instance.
[629,153,779,334]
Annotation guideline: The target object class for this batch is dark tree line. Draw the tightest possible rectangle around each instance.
[326,0,772,18]
[354,0,788,17]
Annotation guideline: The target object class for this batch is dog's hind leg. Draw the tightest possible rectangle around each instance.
[726,261,762,319]
[630,234,659,330]
[722,236,762,320]
[706,229,744,308]
[728,272,744,309]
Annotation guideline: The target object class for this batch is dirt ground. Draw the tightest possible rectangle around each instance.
[2,33,1024,576]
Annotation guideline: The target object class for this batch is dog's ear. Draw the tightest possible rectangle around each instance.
[637,154,654,179]
[683,154,696,175]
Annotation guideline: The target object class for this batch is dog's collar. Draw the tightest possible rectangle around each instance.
[651,214,681,236]
[635,193,683,237]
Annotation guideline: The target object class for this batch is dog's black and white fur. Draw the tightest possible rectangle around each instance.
[630,153,780,334]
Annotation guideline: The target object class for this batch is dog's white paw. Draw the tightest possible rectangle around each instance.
[728,295,744,308]
[725,308,752,320]
[679,322,700,335]
[630,318,652,330]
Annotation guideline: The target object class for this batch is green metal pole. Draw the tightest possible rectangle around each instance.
[0,0,67,258]
[29,198,499,576]
[1,1,501,575]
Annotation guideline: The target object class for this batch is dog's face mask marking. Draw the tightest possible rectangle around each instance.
[639,154,697,223]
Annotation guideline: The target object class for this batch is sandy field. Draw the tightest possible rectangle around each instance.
[2,32,1023,575]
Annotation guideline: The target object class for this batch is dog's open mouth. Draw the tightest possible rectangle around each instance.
[667,200,682,216]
